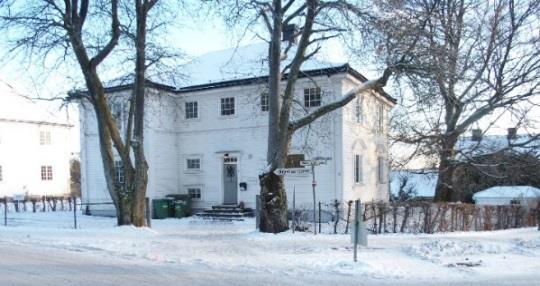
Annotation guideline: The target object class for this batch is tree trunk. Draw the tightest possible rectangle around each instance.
[259,172,289,233]
[434,134,459,202]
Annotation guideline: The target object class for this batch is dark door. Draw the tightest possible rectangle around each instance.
[223,162,238,204]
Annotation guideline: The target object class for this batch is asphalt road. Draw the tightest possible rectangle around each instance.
[0,242,536,286]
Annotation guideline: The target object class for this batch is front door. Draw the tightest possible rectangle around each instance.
[223,158,238,204]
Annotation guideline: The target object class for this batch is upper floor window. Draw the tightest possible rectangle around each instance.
[354,155,363,184]
[376,104,384,132]
[221,97,235,116]
[114,161,125,184]
[261,93,269,111]
[186,158,201,170]
[111,102,126,130]
[41,165,53,181]
[185,101,198,119]
[377,157,385,184]
[304,87,321,107]
[355,96,363,123]
[40,130,51,145]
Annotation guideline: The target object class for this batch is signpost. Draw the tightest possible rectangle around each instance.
[300,157,331,235]
[352,199,368,262]
[273,168,311,176]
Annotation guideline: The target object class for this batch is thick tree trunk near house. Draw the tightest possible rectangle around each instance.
[259,172,289,233]
[434,135,459,202]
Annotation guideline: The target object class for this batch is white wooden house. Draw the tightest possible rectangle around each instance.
[78,43,396,215]
[0,82,76,198]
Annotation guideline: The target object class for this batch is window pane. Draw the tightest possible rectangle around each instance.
[261,93,269,111]
[185,101,198,119]
[187,159,200,169]
[40,131,51,145]
[114,161,124,184]
[221,97,235,116]
[188,188,201,199]
[304,87,321,107]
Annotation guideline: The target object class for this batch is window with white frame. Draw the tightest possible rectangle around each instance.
[0,165,3,181]
[185,101,198,119]
[111,102,126,130]
[220,97,235,116]
[377,157,385,183]
[114,161,125,184]
[186,158,201,170]
[355,96,364,123]
[40,130,51,145]
[354,154,363,184]
[41,165,53,181]
[304,87,322,107]
[188,187,202,200]
[376,104,384,132]
[261,92,269,111]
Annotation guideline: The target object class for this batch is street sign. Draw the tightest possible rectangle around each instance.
[300,160,326,166]
[273,168,311,176]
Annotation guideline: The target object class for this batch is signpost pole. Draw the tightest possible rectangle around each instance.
[354,199,359,262]
[73,197,77,229]
[292,187,296,234]
[311,164,316,235]
[4,196,7,226]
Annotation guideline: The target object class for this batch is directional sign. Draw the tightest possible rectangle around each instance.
[273,168,311,176]
[300,160,327,166]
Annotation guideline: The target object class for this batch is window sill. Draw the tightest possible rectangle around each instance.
[184,170,202,174]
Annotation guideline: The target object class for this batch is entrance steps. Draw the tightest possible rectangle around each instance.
[195,204,254,221]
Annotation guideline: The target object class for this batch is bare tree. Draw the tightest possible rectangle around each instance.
[210,0,432,233]
[387,0,540,202]
[0,0,161,226]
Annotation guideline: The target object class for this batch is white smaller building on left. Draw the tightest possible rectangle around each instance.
[0,81,78,198]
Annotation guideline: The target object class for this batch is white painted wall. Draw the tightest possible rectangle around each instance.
[79,72,393,215]
[0,121,74,198]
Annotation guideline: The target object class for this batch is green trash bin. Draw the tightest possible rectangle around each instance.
[173,200,189,218]
[167,194,192,218]
[152,199,173,219]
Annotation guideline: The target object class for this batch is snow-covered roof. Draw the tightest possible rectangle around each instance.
[390,170,438,198]
[473,186,540,200]
[0,81,72,126]
[456,134,540,158]
[179,42,345,88]
[97,42,396,103]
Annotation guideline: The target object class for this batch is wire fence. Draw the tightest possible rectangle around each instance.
[0,196,141,229]
[292,200,540,235]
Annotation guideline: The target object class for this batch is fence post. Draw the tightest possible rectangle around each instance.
[145,197,152,228]
[4,196,7,226]
[73,197,77,229]
[318,201,322,234]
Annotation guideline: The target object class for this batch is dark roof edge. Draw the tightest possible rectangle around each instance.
[69,66,396,104]
[177,64,396,104]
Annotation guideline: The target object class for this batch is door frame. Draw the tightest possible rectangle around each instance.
[221,154,239,205]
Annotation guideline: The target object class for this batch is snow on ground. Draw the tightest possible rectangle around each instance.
[0,212,539,285]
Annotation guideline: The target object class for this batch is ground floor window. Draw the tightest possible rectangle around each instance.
[354,154,363,184]
[188,187,202,200]
[114,161,125,184]
[41,165,53,181]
